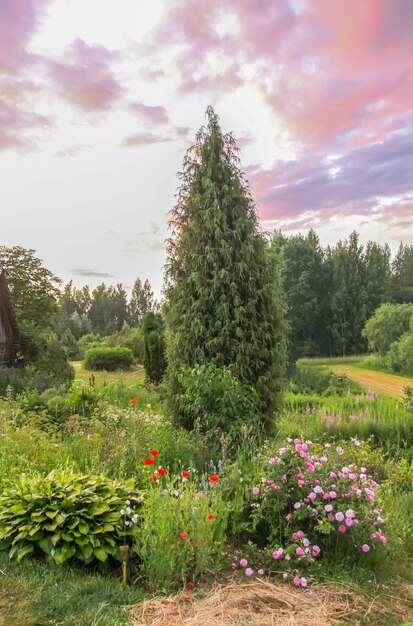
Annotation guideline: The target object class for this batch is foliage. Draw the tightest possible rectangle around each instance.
[363,303,413,355]
[136,467,228,589]
[0,245,61,328]
[290,363,359,396]
[88,284,128,335]
[227,439,388,573]
[386,330,413,375]
[175,363,263,442]
[164,107,287,429]
[83,347,134,371]
[128,277,155,327]
[104,323,144,361]
[272,230,328,360]
[142,312,166,384]
[0,469,138,564]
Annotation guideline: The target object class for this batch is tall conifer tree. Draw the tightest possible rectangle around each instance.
[164,107,287,430]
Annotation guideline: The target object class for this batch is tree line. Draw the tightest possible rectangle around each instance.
[272,231,413,361]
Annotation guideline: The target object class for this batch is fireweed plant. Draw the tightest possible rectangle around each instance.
[228,438,388,582]
[134,449,228,590]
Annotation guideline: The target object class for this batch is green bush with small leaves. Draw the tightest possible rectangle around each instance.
[0,469,140,564]
[83,347,134,371]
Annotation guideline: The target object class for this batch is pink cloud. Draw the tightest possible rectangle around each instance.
[47,38,124,111]
[129,101,169,124]
[122,132,171,147]
[0,101,51,150]
[0,0,49,73]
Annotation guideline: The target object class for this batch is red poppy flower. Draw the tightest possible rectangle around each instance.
[133,397,140,403]
[128,399,133,406]
[190,540,195,547]
[158,467,167,476]
[151,474,158,482]
[179,532,188,539]
[208,514,215,519]
[181,470,190,477]
[144,458,155,465]
[209,474,219,482]
[188,582,194,590]
[150,449,159,457]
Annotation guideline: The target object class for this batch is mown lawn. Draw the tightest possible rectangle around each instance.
[300,356,412,398]
[71,361,145,387]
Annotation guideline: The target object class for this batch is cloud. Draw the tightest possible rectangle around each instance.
[70,268,114,278]
[0,101,51,150]
[129,101,169,124]
[247,122,413,222]
[122,132,172,147]
[0,0,52,150]
[47,38,124,111]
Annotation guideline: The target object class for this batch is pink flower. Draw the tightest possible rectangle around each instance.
[305,462,315,473]
[292,532,299,540]
[272,548,283,560]
[240,559,248,567]
[362,544,370,552]
[312,545,321,556]
[328,513,335,521]
[325,504,333,513]
[231,563,236,570]
[330,472,337,479]
[314,486,323,494]
[338,525,346,533]
[380,536,387,545]
[336,447,344,456]
[298,479,305,487]
[329,491,337,499]
[293,577,301,586]
[257,569,264,576]
[296,547,304,556]
[335,512,344,522]
[345,518,353,527]
[286,513,292,522]
[300,577,308,587]
[294,502,302,510]
[245,568,253,577]
[252,487,260,495]
[297,530,304,539]
[303,538,310,547]
[349,473,357,480]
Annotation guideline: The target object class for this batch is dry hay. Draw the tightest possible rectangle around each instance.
[127,579,413,626]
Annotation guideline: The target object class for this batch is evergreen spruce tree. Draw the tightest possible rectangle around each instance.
[142,312,166,384]
[164,107,287,431]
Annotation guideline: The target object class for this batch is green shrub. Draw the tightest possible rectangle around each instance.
[385,332,413,376]
[0,469,139,564]
[83,347,134,371]
[0,367,26,397]
[135,472,228,589]
[175,363,262,441]
[225,439,388,573]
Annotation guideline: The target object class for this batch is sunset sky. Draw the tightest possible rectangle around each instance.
[1,0,412,296]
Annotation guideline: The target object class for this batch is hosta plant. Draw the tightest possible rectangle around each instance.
[0,469,141,564]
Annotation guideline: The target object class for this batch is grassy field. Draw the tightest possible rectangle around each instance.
[71,361,145,387]
[300,356,412,398]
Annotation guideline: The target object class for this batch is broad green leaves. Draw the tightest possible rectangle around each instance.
[0,469,141,565]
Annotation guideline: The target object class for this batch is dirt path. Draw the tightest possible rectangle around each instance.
[329,365,412,398]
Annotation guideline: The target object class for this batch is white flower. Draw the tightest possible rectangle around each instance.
[126,500,131,506]
[120,509,125,516]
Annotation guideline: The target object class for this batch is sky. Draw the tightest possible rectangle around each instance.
[1,0,412,297]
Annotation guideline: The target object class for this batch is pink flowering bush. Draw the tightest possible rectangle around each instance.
[242,438,387,564]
